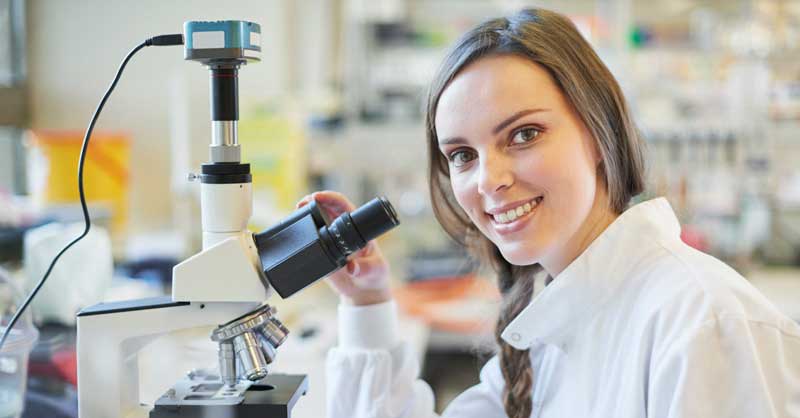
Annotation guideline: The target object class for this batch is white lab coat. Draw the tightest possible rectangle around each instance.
[325,198,800,418]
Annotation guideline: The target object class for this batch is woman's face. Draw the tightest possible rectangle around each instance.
[435,54,613,275]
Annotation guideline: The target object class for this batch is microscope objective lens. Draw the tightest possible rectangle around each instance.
[233,331,269,381]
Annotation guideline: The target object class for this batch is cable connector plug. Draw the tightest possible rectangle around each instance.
[147,34,184,46]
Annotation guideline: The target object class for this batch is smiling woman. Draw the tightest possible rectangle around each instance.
[433,55,620,271]
[425,10,646,417]
[319,7,800,418]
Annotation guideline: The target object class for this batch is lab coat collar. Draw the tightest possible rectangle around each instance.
[500,197,681,349]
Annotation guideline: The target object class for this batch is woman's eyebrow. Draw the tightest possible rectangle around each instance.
[438,108,548,146]
[438,136,466,146]
[492,108,548,134]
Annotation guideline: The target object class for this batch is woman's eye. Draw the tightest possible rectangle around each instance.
[510,127,541,145]
[448,150,475,167]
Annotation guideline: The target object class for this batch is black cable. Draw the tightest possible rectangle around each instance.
[0,34,183,351]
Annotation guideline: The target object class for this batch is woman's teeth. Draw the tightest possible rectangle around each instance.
[492,197,542,224]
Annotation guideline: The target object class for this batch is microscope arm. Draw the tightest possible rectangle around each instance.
[172,231,271,303]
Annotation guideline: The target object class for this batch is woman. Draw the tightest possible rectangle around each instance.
[298,8,800,418]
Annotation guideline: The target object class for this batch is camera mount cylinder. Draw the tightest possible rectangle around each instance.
[209,66,241,162]
[212,121,238,147]
[210,67,238,121]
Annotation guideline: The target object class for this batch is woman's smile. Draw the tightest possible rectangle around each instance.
[486,196,544,235]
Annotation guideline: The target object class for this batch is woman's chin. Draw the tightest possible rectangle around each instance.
[497,244,543,267]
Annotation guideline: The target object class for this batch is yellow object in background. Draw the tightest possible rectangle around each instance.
[26,130,130,238]
[238,106,307,229]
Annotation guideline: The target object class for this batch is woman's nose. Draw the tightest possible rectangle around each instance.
[476,152,514,195]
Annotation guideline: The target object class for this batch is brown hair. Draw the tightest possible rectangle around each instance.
[425,8,646,418]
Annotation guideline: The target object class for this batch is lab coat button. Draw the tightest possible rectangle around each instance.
[510,332,521,342]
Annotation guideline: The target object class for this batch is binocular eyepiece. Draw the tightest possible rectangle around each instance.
[253,197,400,298]
[323,197,398,261]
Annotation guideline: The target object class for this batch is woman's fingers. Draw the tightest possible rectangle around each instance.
[295,194,314,209]
[351,272,387,290]
[294,191,357,220]
[323,246,391,305]
[345,259,360,276]
[312,191,356,217]
[356,241,375,258]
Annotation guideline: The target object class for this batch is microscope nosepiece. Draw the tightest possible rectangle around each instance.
[211,304,283,383]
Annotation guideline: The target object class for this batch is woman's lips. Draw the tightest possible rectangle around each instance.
[488,197,543,235]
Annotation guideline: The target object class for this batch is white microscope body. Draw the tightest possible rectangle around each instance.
[76,173,270,418]
[76,20,277,418]
[75,21,398,418]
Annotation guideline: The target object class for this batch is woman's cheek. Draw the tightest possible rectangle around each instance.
[449,176,469,212]
[451,175,480,222]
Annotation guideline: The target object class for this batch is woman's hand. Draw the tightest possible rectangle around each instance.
[296,191,393,306]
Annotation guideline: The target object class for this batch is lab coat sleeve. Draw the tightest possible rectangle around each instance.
[325,300,509,418]
[648,317,800,418]
[326,300,437,418]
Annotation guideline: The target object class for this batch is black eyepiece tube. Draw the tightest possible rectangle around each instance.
[350,197,399,244]
[322,197,399,261]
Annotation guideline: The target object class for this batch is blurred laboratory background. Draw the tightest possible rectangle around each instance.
[1,0,799,416]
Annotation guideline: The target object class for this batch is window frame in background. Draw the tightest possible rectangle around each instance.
[0,0,27,194]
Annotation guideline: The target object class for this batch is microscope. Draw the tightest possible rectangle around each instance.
[75,21,399,418]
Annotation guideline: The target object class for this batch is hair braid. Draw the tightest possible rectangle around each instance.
[494,257,538,418]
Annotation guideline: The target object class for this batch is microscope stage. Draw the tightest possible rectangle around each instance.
[150,373,308,418]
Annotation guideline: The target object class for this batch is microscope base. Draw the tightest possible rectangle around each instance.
[150,373,308,418]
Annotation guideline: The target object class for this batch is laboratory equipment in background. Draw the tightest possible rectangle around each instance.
[0,266,39,418]
[23,223,112,326]
[72,21,399,418]
[643,125,774,271]
[26,131,130,248]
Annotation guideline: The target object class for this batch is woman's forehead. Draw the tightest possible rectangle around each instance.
[435,55,562,133]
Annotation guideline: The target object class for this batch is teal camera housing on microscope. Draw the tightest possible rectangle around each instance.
[184,20,261,63]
